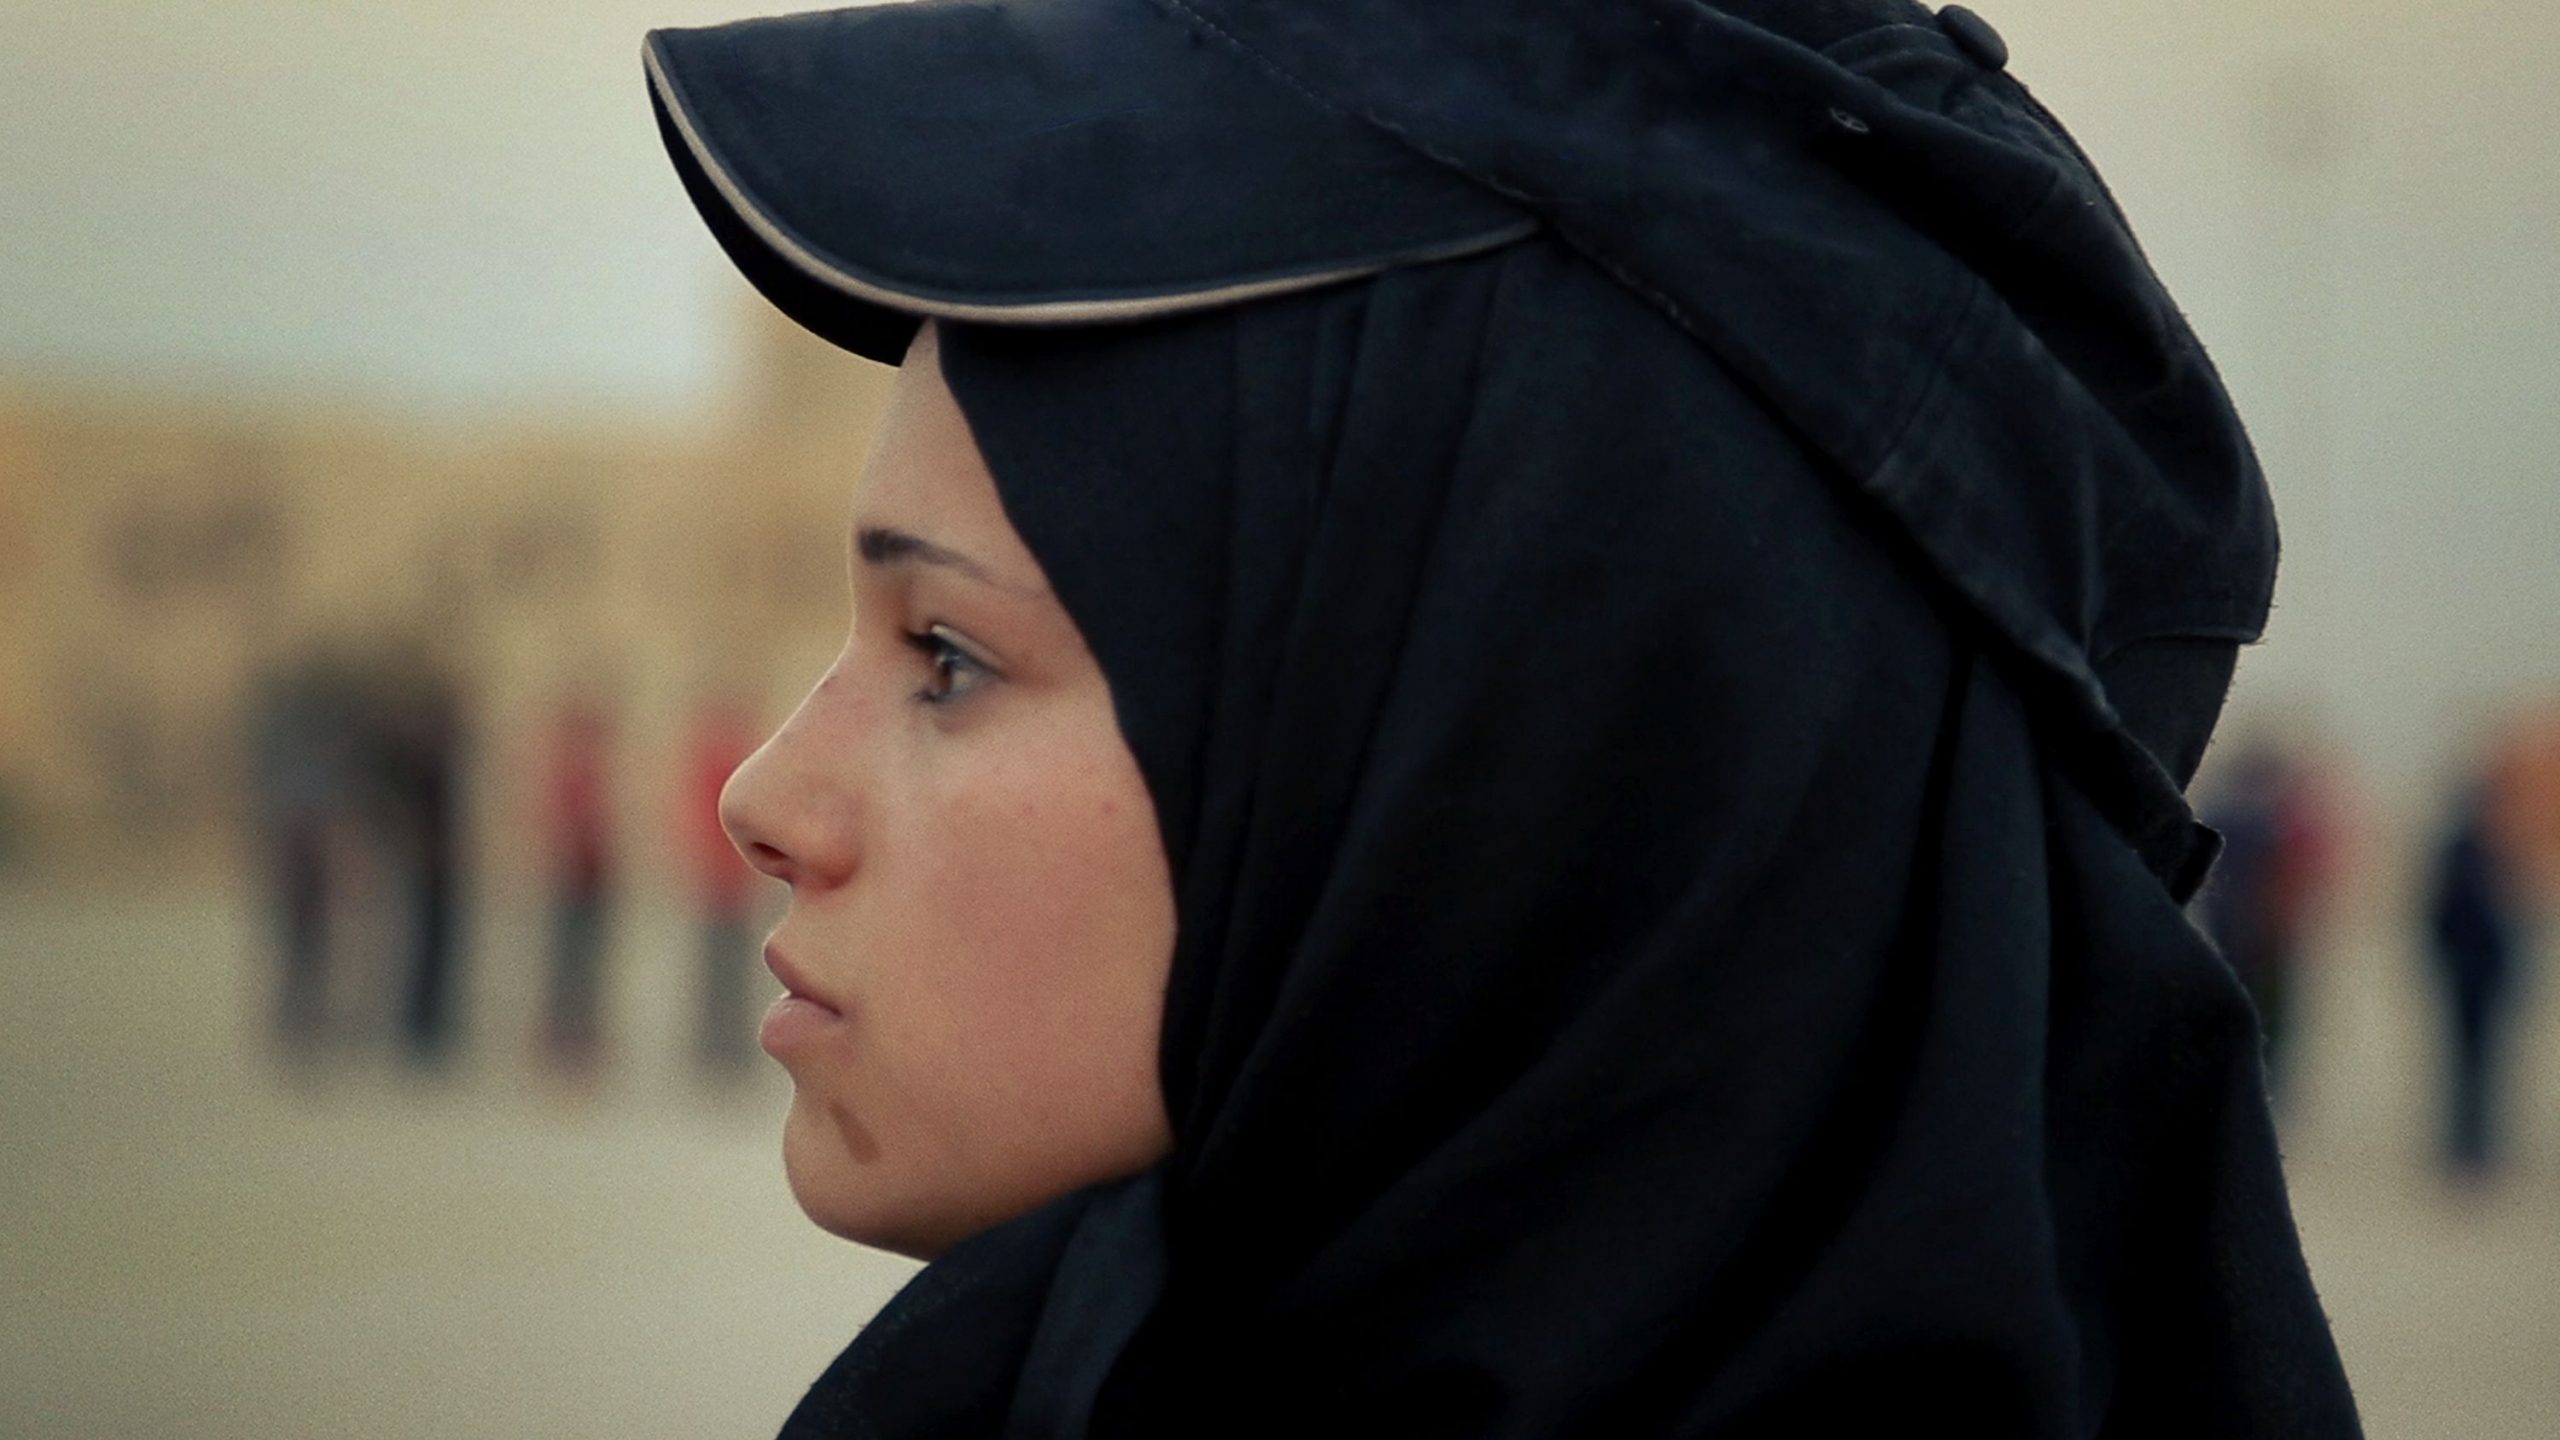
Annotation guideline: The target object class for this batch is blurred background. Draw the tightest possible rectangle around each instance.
[1,1,2553,1435]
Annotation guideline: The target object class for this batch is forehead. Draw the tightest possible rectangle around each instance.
[853,325,1036,581]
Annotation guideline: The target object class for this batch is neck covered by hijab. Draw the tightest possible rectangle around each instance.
[775,230,2357,1437]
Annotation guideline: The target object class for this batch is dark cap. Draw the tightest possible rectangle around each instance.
[647,0,2275,899]
[645,0,1537,366]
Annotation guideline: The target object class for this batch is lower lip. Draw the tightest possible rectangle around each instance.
[759,994,843,1055]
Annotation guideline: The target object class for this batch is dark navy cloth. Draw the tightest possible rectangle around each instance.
[649,1,2362,1435]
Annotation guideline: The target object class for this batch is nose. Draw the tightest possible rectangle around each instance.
[717,668,865,891]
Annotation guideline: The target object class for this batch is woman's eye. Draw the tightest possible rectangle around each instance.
[904,625,993,706]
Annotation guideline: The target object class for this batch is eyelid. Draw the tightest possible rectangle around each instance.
[922,623,996,670]
[906,622,1000,705]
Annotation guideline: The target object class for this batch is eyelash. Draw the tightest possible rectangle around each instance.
[902,625,993,707]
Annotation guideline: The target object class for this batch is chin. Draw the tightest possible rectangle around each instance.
[792,1181,972,1261]
[778,1094,966,1259]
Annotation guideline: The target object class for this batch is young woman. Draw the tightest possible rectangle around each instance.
[650,0,2363,1433]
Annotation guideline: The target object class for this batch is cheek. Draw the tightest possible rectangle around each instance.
[925,748,1168,1001]
[884,741,1172,1160]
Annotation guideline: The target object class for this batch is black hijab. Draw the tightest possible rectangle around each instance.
[758,3,2361,1436]
[775,234,2355,1440]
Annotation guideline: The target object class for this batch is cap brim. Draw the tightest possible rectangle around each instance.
[646,0,1538,365]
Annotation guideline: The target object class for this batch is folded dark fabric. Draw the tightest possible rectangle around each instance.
[647,1,2362,1435]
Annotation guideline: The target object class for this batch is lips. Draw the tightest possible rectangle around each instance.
[763,942,843,1016]
[761,942,846,1057]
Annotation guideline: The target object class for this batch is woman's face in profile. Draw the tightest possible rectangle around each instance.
[719,321,1178,1259]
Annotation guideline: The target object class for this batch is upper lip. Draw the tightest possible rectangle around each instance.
[763,942,842,1014]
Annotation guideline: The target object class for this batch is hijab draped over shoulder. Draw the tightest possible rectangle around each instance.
[782,208,2353,1440]
[674,1,2366,1435]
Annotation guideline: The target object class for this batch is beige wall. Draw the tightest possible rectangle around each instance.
[0,304,891,881]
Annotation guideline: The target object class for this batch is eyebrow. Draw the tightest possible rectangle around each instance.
[855,525,1046,598]
[857,524,988,579]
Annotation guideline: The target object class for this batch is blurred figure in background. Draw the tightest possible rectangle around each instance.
[2489,701,2560,903]
[2198,739,2343,1102]
[539,695,616,1076]
[2423,779,2524,1183]
[2419,705,2560,1183]
[371,656,470,1067]
[245,652,366,1057]
[681,697,762,1078]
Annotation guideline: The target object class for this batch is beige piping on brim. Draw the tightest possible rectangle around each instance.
[644,38,1537,327]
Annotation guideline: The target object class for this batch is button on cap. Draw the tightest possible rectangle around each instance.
[1938,5,2010,71]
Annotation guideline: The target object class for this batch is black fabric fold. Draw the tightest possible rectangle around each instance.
[1150,0,2274,901]
[772,230,2357,1436]
[700,0,2366,1433]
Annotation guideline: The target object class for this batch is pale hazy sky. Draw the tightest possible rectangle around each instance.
[5,0,2555,807]
[1,1,790,410]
